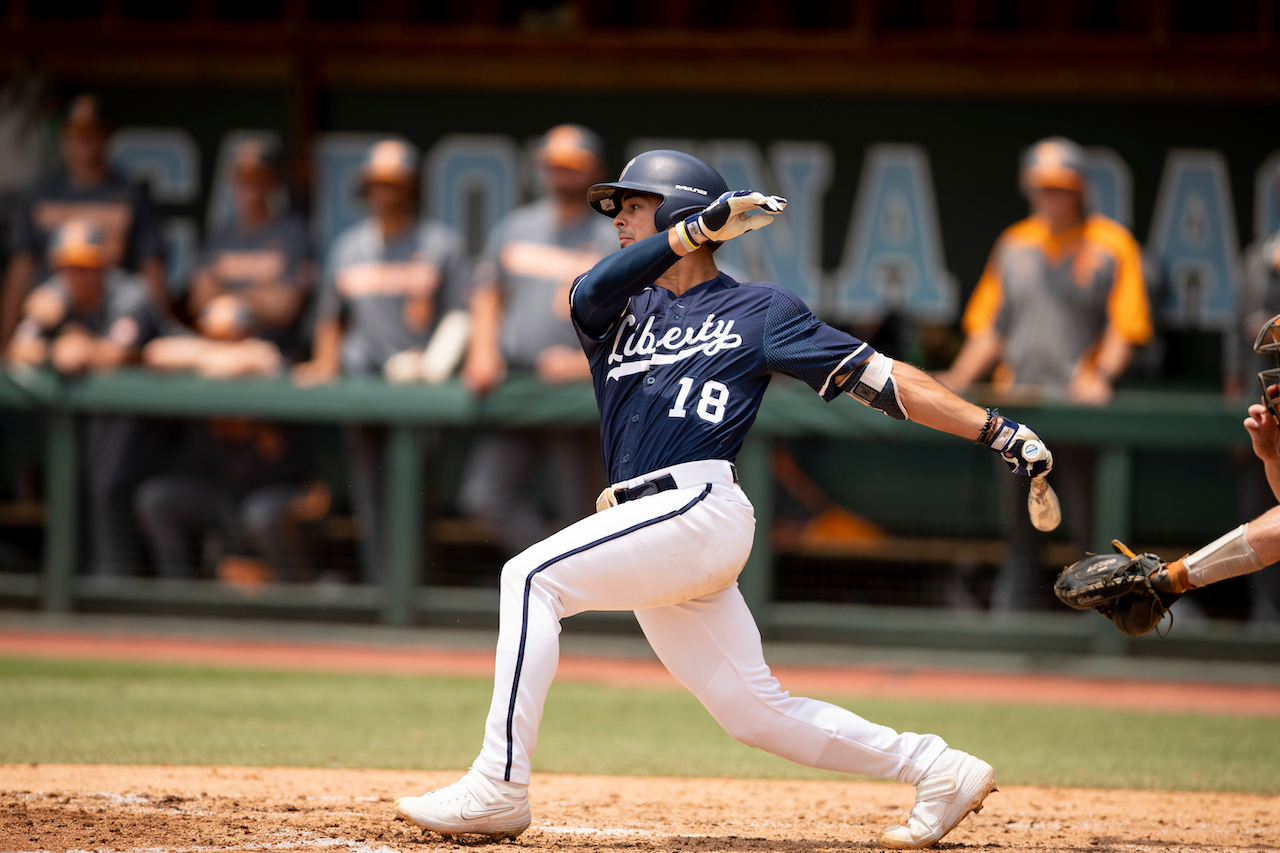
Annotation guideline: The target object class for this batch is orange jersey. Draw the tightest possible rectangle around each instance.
[962,213,1151,388]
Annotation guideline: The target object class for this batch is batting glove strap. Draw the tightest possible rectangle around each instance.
[982,415,1053,478]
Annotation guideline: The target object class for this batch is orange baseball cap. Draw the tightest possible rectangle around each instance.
[49,220,107,269]
[361,139,419,187]
[232,138,282,182]
[537,124,605,173]
[1021,137,1086,191]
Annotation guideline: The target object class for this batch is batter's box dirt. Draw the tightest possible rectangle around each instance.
[1,766,1276,853]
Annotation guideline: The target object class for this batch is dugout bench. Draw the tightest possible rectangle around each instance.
[0,367,1272,660]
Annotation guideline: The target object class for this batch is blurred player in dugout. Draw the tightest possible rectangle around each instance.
[135,138,326,584]
[1226,168,1280,622]
[6,221,168,575]
[2,94,166,345]
[459,125,615,555]
[938,137,1153,611]
[293,139,470,584]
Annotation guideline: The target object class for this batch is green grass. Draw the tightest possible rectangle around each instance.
[1,657,1277,793]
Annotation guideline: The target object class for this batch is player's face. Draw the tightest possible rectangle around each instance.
[366,180,412,217]
[1030,186,1084,232]
[234,176,273,218]
[544,164,599,200]
[613,191,662,249]
[60,129,107,181]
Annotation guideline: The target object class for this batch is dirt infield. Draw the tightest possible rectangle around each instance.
[5,628,1280,717]
[2,764,1277,853]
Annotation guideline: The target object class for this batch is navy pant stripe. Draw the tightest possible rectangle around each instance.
[503,483,714,780]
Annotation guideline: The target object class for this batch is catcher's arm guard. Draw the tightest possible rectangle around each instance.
[1053,541,1182,637]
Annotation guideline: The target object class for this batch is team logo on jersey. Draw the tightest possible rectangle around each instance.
[605,311,743,381]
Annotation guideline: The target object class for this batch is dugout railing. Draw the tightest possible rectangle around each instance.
[0,367,1275,661]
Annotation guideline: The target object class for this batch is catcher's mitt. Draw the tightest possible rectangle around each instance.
[1054,540,1181,637]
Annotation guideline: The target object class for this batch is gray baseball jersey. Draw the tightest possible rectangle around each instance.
[475,199,617,370]
[15,269,164,351]
[962,214,1151,389]
[201,215,311,358]
[317,217,469,375]
[11,169,164,282]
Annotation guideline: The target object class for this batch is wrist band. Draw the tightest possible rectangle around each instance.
[674,220,702,253]
[975,408,998,445]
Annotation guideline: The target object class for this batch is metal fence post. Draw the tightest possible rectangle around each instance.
[736,437,774,627]
[42,412,77,612]
[1090,445,1133,655]
[382,425,423,626]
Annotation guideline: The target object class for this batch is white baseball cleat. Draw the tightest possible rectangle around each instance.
[879,748,997,849]
[393,768,531,840]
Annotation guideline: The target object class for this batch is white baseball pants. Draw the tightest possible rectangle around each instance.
[470,459,948,787]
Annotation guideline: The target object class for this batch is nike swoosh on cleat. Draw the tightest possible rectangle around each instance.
[458,801,516,821]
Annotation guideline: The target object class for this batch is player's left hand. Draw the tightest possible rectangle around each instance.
[50,327,96,376]
[1245,394,1280,463]
[535,345,590,385]
[982,414,1053,478]
[1067,370,1112,405]
[679,190,786,248]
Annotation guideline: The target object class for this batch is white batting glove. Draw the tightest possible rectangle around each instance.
[675,190,787,250]
[980,413,1054,478]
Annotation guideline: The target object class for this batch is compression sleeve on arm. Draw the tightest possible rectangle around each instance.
[570,231,681,338]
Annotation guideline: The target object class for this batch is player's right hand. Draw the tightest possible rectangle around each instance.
[982,415,1053,478]
[677,190,786,248]
[462,344,507,396]
[291,358,339,388]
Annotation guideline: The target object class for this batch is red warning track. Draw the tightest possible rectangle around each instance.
[3,628,1279,717]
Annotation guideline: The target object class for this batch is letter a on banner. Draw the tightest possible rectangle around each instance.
[832,145,956,323]
[1255,152,1280,241]
[108,128,200,295]
[426,135,520,257]
[1084,147,1133,229]
[706,141,831,307]
[1148,150,1240,329]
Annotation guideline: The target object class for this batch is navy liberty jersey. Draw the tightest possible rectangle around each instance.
[574,272,873,483]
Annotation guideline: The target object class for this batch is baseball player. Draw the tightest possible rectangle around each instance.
[6,220,168,577]
[187,138,311,363]
[292,139,469,583]
[393,150,1055,849]
[459,124,616,555]
[1057,313,1280,634]
[937,136,1152,612]
[1225,171,1280,620]
[2,94,165,344]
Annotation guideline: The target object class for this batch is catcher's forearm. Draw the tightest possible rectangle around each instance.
[1164,522,1266,592]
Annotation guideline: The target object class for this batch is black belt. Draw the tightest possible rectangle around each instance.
[613,463,739,505]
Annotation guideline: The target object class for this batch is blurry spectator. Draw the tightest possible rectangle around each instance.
[2,94,165,344]
[138,308,326,583]
[1229,171,1280,621]
[293,139,469,583]
[6,220,169,577]
[938,137,1153,611]
[458,124,614,555]
[187,138,312,363]
[0,72,57,269]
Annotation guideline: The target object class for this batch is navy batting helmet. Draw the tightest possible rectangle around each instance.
[588,150,728,230]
